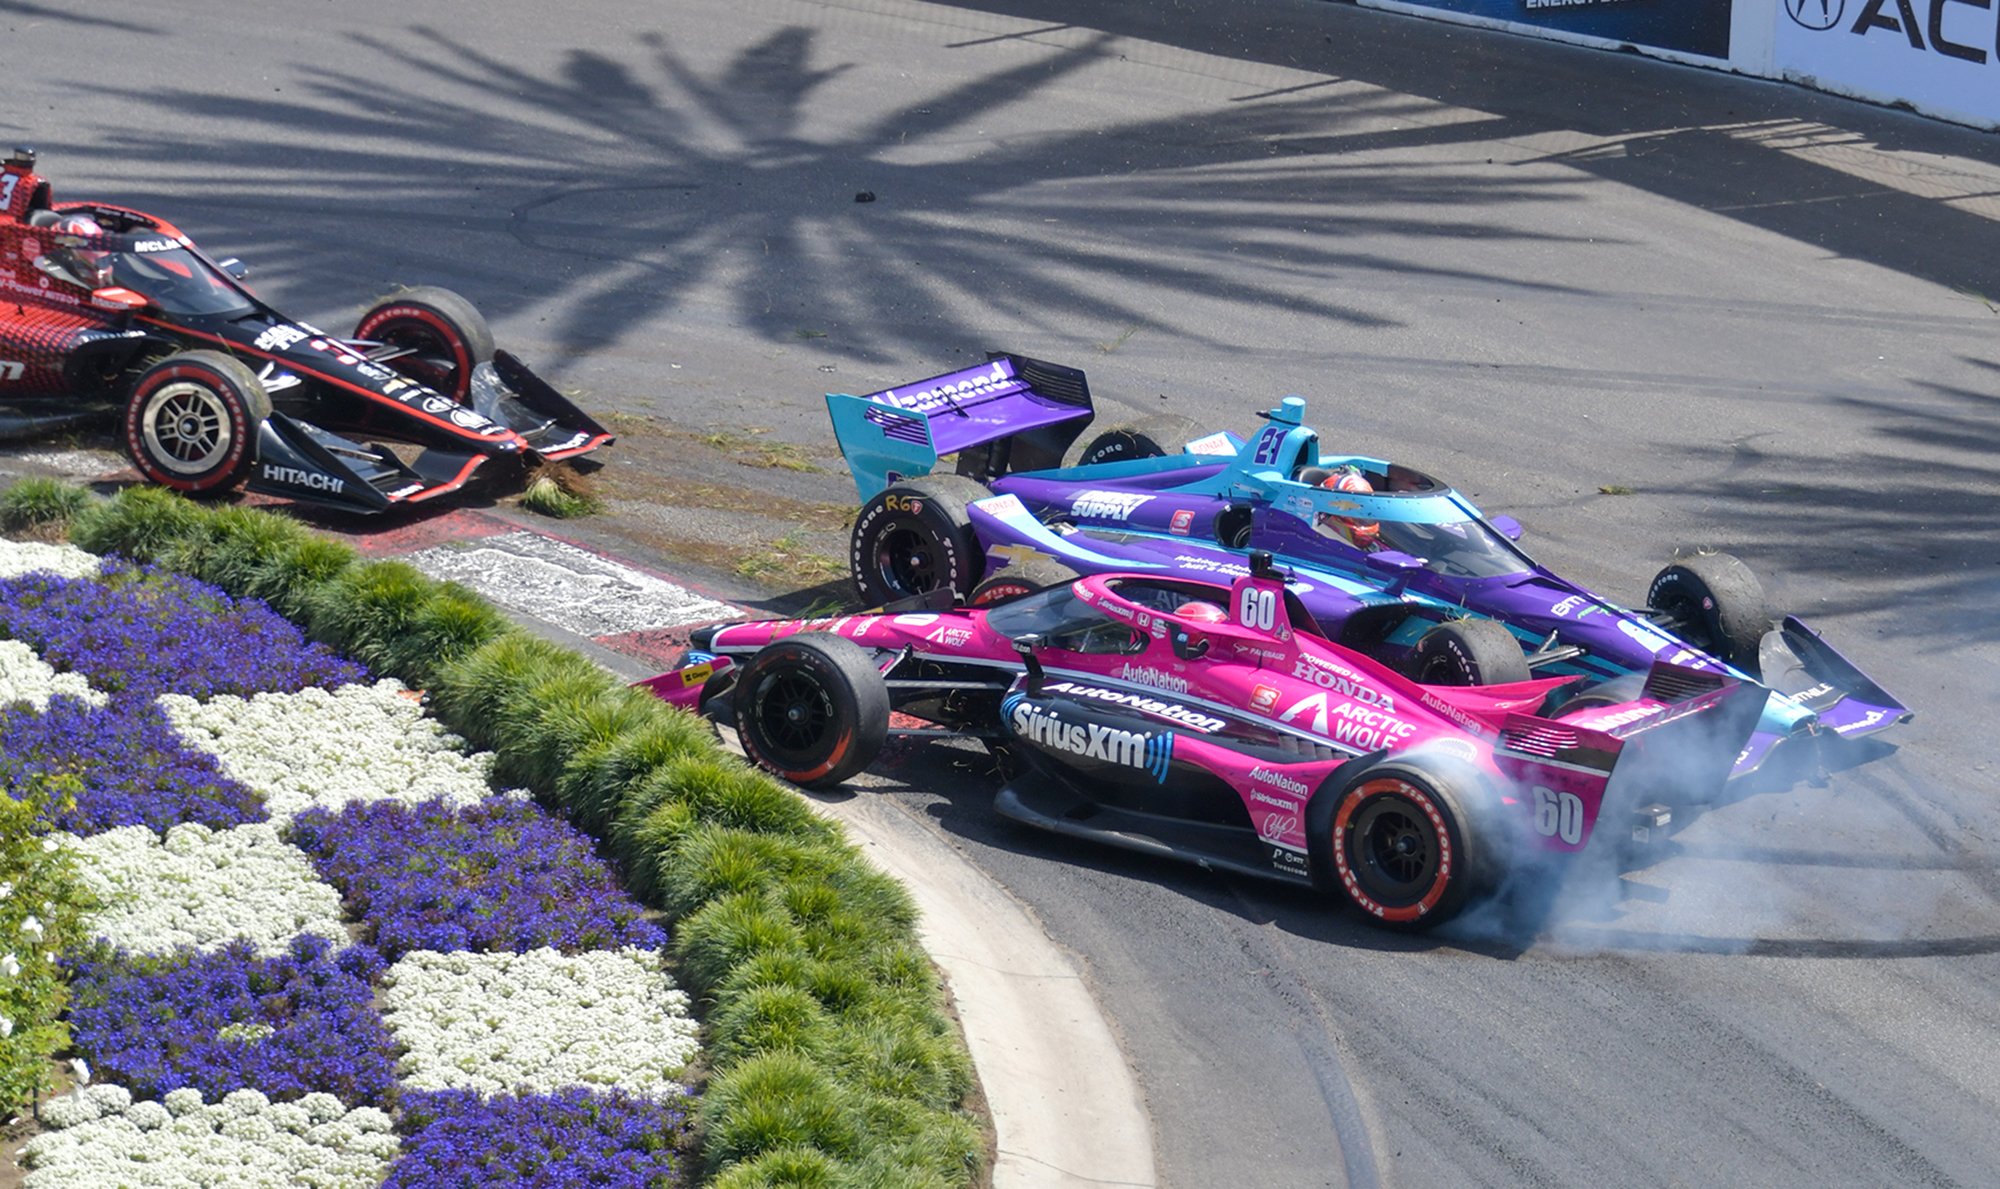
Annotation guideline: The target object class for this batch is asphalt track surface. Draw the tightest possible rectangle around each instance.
[11,1,2000,1184]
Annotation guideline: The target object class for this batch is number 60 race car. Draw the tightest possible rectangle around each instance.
[822,353,1909,782]
[0,148,612,512]
[638,555,1764,930]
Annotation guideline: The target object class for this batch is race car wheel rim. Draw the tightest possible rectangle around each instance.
[873,524,937,596]
[361,308,471,402]
[139,382,234,476]
[750,670,836,763]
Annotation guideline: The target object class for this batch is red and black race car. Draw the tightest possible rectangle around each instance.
[0,147,612,513]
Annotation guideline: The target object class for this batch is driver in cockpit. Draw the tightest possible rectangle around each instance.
[1312,465,1380,550]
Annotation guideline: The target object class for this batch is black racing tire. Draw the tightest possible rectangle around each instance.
[1069,414,1198,468]
[122,350,271,495]
[1646,551,1769,669]
[967,558,1081,607]
[733,632,889,789]
[353,285,495,404]
[849,474,989,606]
[1406,619,1531,686]
[1307,758,1497,930]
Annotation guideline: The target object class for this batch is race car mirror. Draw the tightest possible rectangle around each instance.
[1010,633,1047,687]
[1362,549,1423,596]
[1170,627,1210,662]
[215,257,249,280]
[1488,515,1523,542]
[89,286,148,311]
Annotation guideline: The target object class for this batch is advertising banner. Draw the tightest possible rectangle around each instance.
[1772,0,2000,127]
[1364,0,1734,62]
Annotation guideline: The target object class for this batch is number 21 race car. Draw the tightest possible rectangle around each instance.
[0,148,612,513]
[639,556,1764,930]
[823,353,1908,783]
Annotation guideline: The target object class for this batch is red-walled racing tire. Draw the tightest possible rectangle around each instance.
[353,285,494,404]
[968,558,1080,607]
[733,632,889,789]
[122,350,270,495]
[1309,758,1498,930]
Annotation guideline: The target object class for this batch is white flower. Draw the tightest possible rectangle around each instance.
[60,823,346,957]
[0,639,105,711]
[19,915,42,943]
[0,953,17,979]
[1,880,15,900]
[0,1014,12,1038]
[22,1085,396,1186]
[159,680,509,823]
[382,947,699,1096]
[39,838,56,853]
[0,539,100,581]
[68,1058,88,1087]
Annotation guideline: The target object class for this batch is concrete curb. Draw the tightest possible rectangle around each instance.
[824,795,1156,1189]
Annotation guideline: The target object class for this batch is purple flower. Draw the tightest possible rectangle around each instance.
[0,560,363,700]
[65,934,399,1108]
[1,694,263,836]
[388,1088,691,1188]
[289,798,666,961]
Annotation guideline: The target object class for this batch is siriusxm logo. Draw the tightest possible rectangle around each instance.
[1005,694,1173,783]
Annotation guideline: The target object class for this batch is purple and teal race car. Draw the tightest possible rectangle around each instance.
[639,559,1764,929]
[823,354,1910,782]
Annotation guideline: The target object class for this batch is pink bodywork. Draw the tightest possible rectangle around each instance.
[640,571,1746,863]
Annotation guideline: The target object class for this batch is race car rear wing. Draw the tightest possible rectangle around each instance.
[826,352,1095,500]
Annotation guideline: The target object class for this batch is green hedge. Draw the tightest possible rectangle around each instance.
[42,483,984,1186]
[0,771,93,1116]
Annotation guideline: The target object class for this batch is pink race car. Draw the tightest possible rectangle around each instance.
[639,555,1761,929]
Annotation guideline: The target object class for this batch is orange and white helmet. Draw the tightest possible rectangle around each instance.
[1319,466,1380,549]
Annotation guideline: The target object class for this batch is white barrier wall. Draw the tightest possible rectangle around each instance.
[1358,0,2000,131]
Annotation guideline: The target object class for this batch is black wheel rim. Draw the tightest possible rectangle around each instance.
[1351,794,1441,902]
[750,669,834,764]
[377,322,465,400]
[872,523,938,596]
[1415,651,1470,686]
[1652,589,1716,653]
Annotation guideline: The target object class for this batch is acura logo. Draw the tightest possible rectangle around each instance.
[1786,0,1844,29]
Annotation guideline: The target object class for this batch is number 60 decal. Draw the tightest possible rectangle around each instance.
[1238,587,1277,631]
[1533,786,1584,845]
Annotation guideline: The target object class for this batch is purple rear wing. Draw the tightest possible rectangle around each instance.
[826,353,1095,500]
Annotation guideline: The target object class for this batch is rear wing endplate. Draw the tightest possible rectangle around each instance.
[826,352,1095,500]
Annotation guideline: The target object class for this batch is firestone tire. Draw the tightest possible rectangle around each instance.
[968,558,1081,607]
[733,632,889,789]
[123,350,271,495]
[353,285,495,404]
[1406,618,1531,686]
[849,474,989,606]
[1308,759,1496,931]
[1070,415,1196,468]
[1646,551,1769,670]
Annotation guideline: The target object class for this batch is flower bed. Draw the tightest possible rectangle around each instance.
[7,487,983,1186]
[1,533,699,1185]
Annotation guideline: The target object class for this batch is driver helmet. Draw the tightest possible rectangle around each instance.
[1318,465,1380,550]
[49,213,112,289]
[1175,600,1229,623]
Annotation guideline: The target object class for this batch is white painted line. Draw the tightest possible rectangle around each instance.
[404,531,737,638]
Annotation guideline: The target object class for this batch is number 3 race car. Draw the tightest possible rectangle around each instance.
[0,148,611,513]
[639,556,1764,930]
[822,353,1909,782]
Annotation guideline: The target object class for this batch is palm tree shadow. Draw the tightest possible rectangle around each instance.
[63,17,1593,364]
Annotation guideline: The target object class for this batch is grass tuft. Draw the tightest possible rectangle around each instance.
[0,477,90,538]
[699,1050,860,1174]
[68,485,208,562]
[520,464,604,519]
